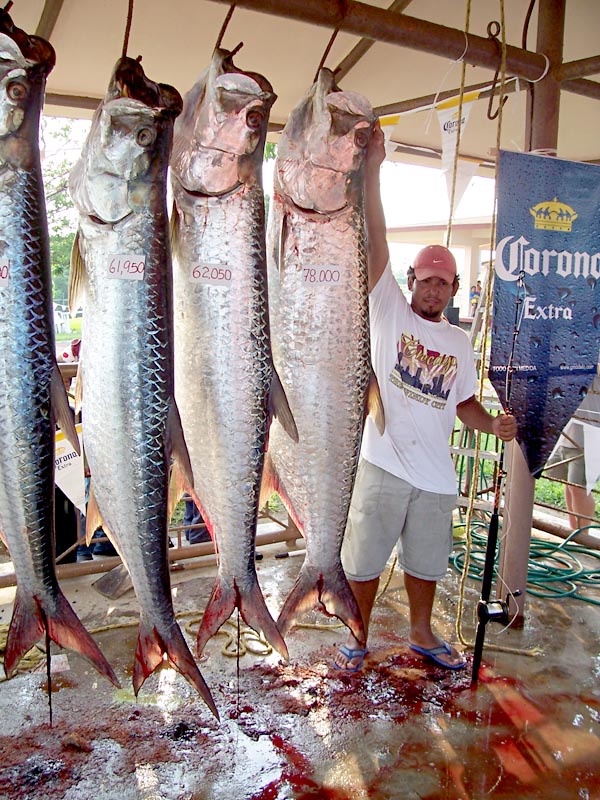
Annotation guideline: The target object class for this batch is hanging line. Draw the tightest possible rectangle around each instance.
[455,0,538,659]
[215,1,237,50]
[313,0,347,82]
[444,0,472,248]
[121,0,134,59]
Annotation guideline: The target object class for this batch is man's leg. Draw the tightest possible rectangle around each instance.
[334,577,379,670]
[565,484,596,530]
[404,572,464,667]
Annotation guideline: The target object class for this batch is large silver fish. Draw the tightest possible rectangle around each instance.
[69,57,217,716]
[170,48,296,660]
[264,69,381,645]
[0,10,118,686]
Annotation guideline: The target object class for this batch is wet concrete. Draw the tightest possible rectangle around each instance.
[0,530,599,800]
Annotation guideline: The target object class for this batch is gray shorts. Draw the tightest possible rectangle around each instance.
[342,459,456,582]
[545,445,586,487]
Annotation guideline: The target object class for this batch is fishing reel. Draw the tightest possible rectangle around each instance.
[476,589,521,626]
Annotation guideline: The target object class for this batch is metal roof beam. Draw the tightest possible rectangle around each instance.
[206,0,548,82]
[555,55,600,81]
[334,0,414,82]
[35,0,65,40]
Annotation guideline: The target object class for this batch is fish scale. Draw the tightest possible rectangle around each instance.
[0,10,118,688]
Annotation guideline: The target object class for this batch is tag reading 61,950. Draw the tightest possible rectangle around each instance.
[107,255,146,281]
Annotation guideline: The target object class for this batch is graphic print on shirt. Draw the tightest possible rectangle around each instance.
[389,333,458,410]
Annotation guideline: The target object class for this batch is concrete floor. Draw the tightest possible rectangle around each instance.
[0,525,599,800]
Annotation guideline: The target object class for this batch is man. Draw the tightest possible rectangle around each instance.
[334,123,517,672]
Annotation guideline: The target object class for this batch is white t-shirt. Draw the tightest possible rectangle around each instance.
[362,263,478,494]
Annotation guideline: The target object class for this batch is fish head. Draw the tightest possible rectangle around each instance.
[171,48,276,196]
[69,57,182,223]
[0,11,54,170]
[275,68,375,214]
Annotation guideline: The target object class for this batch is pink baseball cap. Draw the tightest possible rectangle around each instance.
[413,245,457,282]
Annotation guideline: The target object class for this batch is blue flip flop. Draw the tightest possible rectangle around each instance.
[409,640,467,671]
[333,644,369,673]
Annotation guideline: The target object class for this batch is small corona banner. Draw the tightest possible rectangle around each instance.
[55,423,85,514]
[490,150,600,477]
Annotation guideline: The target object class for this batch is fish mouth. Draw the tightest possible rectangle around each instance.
[172,170,243,200]
[86,211,134,227]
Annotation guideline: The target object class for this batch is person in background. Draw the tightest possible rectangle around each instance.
[334,122,517,673]
[545,372,600,530]
[469,280,481,315]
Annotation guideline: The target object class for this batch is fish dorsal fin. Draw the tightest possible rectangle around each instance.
[51,363,81,455]
[366,369,385,435]
[68,230,86,315]
[269,368,298,443]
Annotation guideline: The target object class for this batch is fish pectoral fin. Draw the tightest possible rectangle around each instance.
[366,369,385,435]
[51,364,81,455]
[68,229,86,315]
[268,369,299,443]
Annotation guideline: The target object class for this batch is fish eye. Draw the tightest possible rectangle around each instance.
[354,129,369,148]
[136,126,156,147]
[7,80,28,102]
[246,110,263,131]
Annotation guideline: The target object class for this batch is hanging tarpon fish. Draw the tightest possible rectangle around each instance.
[170,47,296,660]
[68,56,217,716]
[264,69,380,644]
[0,8,118,687]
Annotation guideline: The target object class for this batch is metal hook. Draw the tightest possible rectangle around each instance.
[215,1,237,51]
[313,0,348,82]
[486,20,508,121]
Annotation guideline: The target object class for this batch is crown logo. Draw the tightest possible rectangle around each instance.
[530,197,577,232]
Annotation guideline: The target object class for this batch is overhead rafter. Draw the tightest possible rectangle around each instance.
[35,0,65,40]
[206,0,549,82]
[334,0,414,81]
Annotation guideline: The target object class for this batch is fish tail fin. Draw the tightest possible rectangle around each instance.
[134,618,219,719]
[4,586,120,687]
[277,564,366,648]
[197,575,289,662]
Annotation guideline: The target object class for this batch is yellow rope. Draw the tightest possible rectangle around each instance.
[453,0,538,659]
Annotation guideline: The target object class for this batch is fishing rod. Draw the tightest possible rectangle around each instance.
[471,268,525,686]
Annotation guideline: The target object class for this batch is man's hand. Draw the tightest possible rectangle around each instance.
[492,413,518,441]
[366,121,386,173]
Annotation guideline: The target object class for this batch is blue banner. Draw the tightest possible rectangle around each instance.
[490,150,600,477]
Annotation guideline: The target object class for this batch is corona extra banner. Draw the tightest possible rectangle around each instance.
[490,150,600,477]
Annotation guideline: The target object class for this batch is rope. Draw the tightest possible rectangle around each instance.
[454,0,527,658]
[445,0,472,246]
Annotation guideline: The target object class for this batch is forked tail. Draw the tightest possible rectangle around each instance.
[196,573,289,662]
[3,587,120,687]
[134,617,219,719]
[277,563,366,647]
